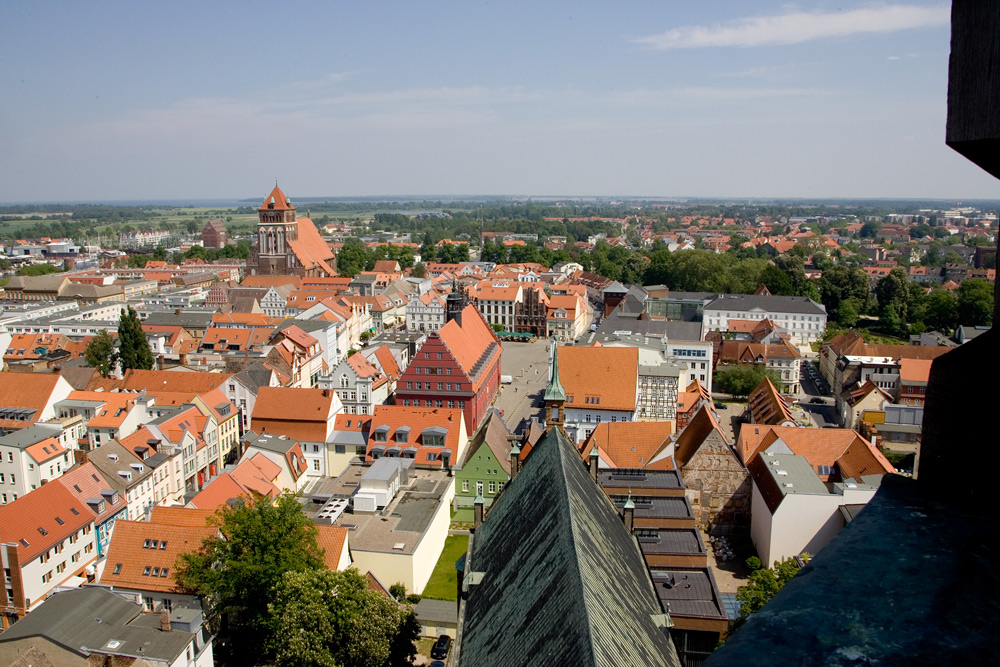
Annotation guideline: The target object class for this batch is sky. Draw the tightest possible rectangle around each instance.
[2,1,997,203]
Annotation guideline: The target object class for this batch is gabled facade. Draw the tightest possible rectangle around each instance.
[553,345,639,444]
[406,291,447,332]
[395,305,501,433]
[56,461,128,557]
[0,424,72,504]
[327,351,391,416]
[453,409,515,521]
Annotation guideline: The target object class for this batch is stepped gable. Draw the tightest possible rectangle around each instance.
[460,427,679,667]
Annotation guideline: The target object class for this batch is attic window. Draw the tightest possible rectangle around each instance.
[160,568,169,577]
[113,563,122,575]
[151,567,160,577]
[143,566,151,576]
[37,527,48,536]
[55,517,65,525]
[70,508,80,515]
[19,538,29,547]
[160,540,167,550]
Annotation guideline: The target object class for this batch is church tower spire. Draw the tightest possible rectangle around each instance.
[543,344,567,434]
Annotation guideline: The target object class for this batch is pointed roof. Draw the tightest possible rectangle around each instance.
[259,185,293,211]
[460,427,680,667]
[543,344,568,402]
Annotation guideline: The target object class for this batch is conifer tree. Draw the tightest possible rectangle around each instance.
[116,306,154,371]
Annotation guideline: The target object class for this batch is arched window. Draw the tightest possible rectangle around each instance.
[340,375,349,388]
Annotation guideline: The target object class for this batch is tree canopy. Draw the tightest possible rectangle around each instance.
[714,365,783,399]
[116,306,154,372]
[83,330,116,377]
[736,556,800,618]
[269,568,419,667]
[176,494,325,666]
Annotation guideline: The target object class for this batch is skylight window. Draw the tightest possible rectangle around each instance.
[113,563,122,575]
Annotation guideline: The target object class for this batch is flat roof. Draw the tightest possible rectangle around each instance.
[650,567,727,620]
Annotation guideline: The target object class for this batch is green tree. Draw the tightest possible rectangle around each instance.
[337,237,373,277]
[17,263,62,276]
[116,306,154,372]
[875,267,911,321]
[410,262,427,278]
[736,556,800,618]
[83,330,117,377]
[269,568,419,667]
[176,493,325,667]
[838,298,860,327]
[957,278,994,326]
[881,302,903,336]
[714,365,782,398]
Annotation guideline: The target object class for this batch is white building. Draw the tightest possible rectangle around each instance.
[0,424,74,504]
[406,291,447,332]
[0,481,98,630]
[704,294,827,344]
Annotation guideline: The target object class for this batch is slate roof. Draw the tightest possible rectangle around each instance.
[460,427,679,667]
[705,293,826,315]
[0,587,196,661]
[462,408,515,473]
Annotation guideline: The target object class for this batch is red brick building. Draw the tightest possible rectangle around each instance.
[202,218,228,249]
[395,304,501,433]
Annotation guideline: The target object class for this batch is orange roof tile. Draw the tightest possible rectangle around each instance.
[0,481,92,562]
[557,346,638,412]
[100,520,217,593]
[436,305,501,394]
[25,436,65,464]
[148,506,218,527]
[260,185,293,211]
[116,369,231,395]
[251,387,335,442]
[899,358,933,384]
[673,406,730,469]
[372,344,401,381]
[0,372,64,430]
[578,421,673,469]
[316,524,349,571]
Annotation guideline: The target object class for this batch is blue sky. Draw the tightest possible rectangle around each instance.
[2,1,996,202]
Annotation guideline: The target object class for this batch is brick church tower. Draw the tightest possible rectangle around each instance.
[247,185,337,278]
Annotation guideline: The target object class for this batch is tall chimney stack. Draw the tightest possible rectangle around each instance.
[509,442,521,480]
[589,446,599,481]
[160,609,171,632]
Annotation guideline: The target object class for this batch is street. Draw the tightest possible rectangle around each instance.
[492,339,551,435]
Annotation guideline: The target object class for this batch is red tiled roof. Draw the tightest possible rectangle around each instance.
[372,345,401,381]
[0,481,92,562]
[579,421,673,469]
[100,519,217,593]
[673,406,729,469]
[899,358,933,384]
[316,524,349,571]
[251,387,335,442]
[0,372,64,430]
[436,305,500,393]
[557,346,638,412]
[260,185,293,211]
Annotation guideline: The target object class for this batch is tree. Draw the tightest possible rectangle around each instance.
[116,306,154,372]
[337,237,373,277]
[83,330,116,377]
[714,365,782,398]
[838,298,860,327]
[957,278,994,326]
[176,493,325,666]
[269,568,419,667]
[736,556,800,618]
[410,262,427,278]
[875,267,911,321]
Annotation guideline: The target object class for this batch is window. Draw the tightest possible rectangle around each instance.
[488,481,496,494]
[113,563,123,575]
[313,460,320,471]
[462,480,469,492]
[476,481,484,496]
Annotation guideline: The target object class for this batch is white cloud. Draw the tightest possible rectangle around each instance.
[633,4,949,50]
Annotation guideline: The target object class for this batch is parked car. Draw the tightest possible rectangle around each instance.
[713,401,727,410]
[431,635,452,660]
[810,397,825,404]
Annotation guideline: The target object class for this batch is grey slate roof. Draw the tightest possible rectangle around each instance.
[0,587,196,662]
[592,312,703,340]
[459,427,680,667]
[704,293,826,315]
[232,362,274,393]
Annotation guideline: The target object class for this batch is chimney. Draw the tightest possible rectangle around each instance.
[322,389,330,398]
[473,493,485,530]
[509,443,521,480]
[589,446,599,481]
[175,308,182,315]
[623,494,635,533]
[160,609,171,632]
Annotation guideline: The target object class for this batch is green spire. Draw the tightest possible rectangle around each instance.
[543,344,567,402]
[624,493,635,510]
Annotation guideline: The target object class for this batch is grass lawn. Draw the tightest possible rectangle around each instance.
[421,534,470,601]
